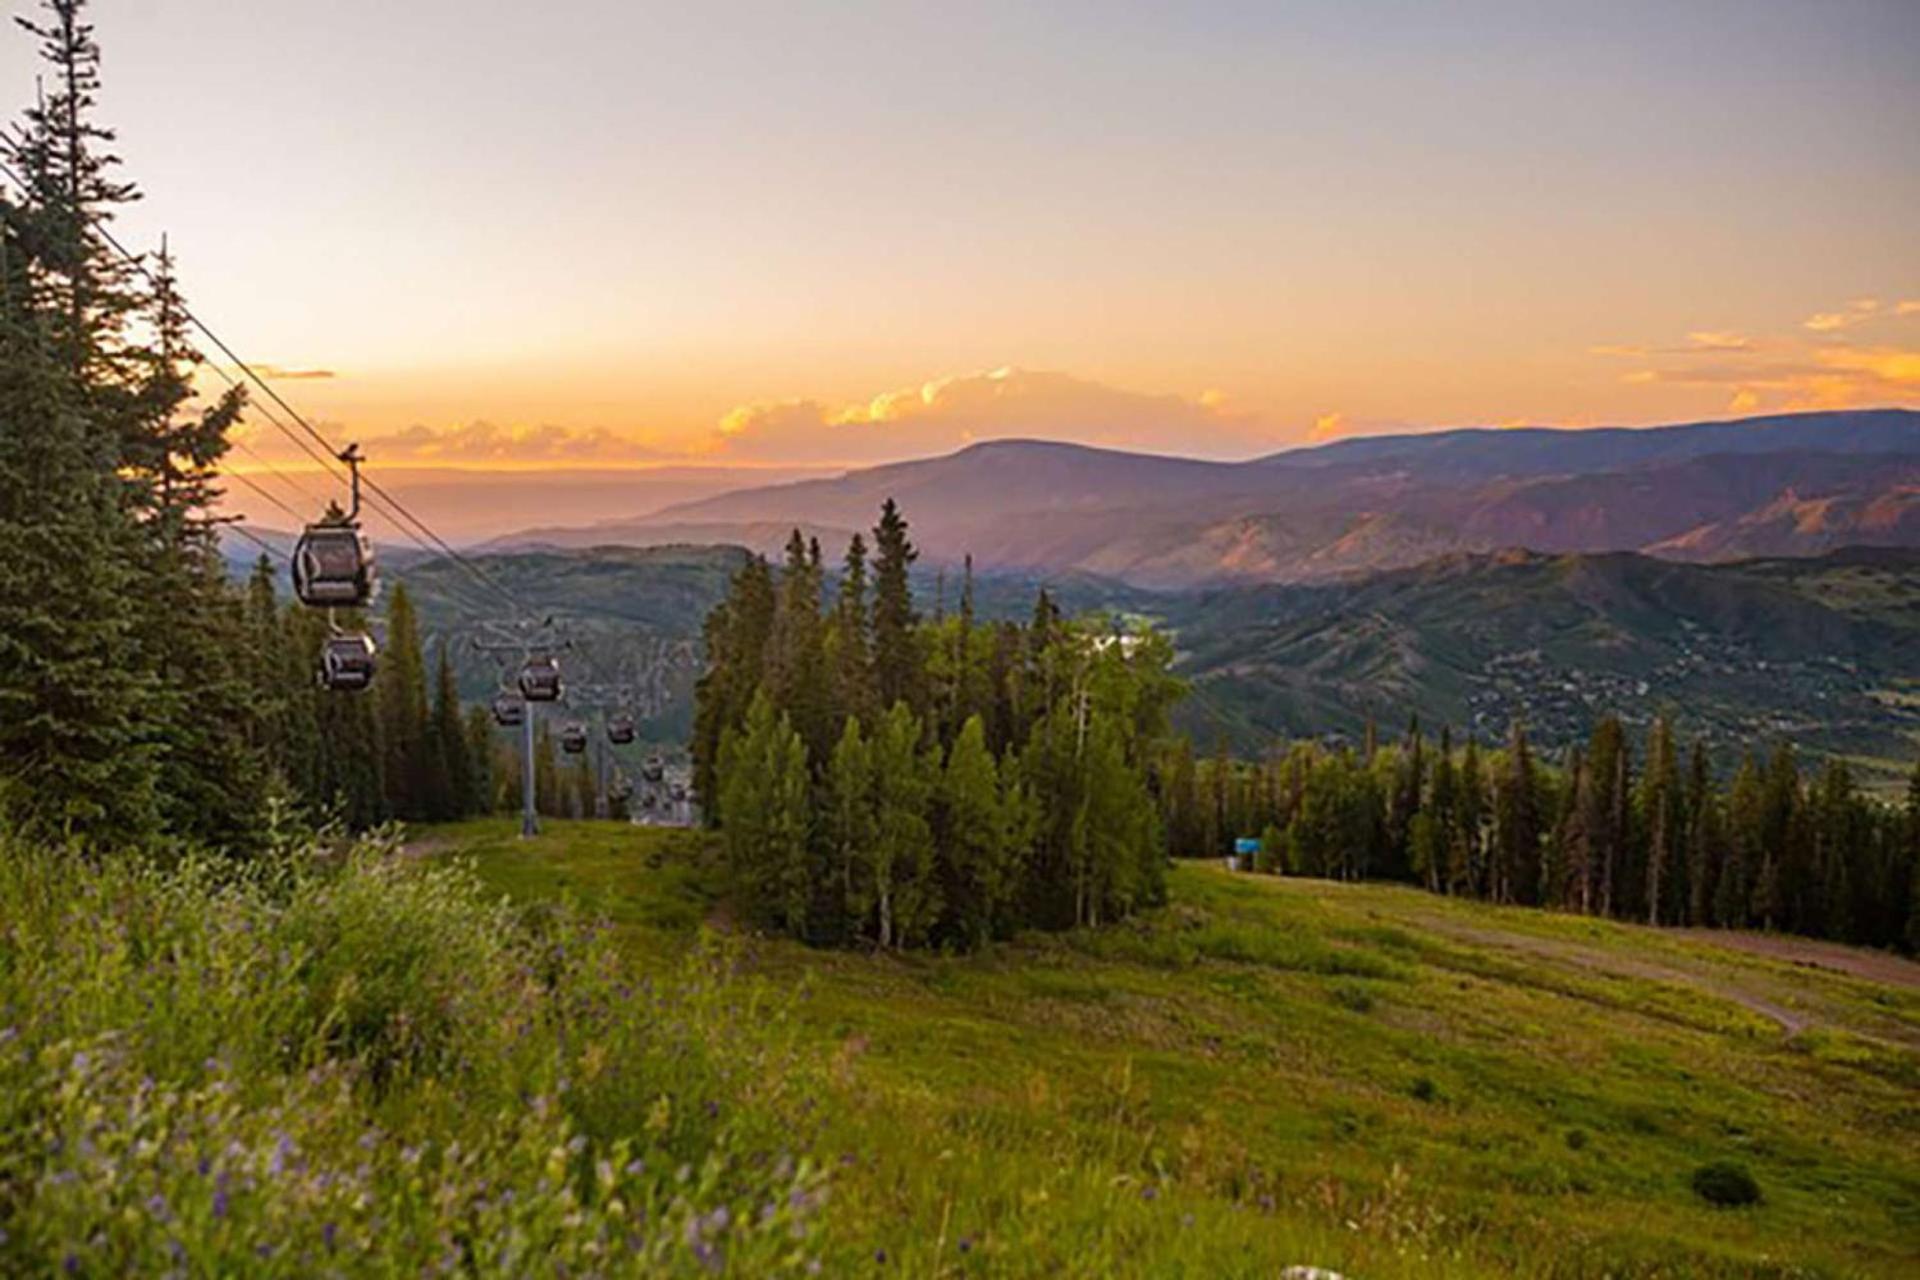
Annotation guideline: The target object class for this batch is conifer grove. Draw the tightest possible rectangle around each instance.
[1155,718,1920,953]
[692,503,1181,949]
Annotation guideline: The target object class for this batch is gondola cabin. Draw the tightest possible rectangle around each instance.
[561,721,588,754]
[642,755,666,783]
[519,655,563,702]
[492,695,525,728]
[292,523,376,609]
[320,632,377,692]
[607,712,636,745]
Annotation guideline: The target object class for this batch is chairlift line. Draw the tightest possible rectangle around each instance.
[0,130,533,625]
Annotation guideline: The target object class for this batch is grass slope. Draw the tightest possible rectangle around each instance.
[428,818,1920,1278]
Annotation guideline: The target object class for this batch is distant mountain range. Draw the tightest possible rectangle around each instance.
[486,409,1919,589]
[368,538,1919,784]
[1165,545,1920,781]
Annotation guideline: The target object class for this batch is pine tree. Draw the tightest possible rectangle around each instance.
[765,528,832,761]
[940,714,1006,946]
[1717,755,1762,928]
[463,704,496,815]
[374,583,430,819]
[870,500,920,713]
[832,532,876,725]
[1640,715,1680,926]
[1684,739,1719,927]
[1493,721,1540,905]
[429,640,474,818]
[1452,737,1485,897]
[0,231,159,842]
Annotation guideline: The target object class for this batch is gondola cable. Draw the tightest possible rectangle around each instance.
[0,130,532,624]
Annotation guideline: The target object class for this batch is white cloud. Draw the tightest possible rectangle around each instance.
[711,367,1273,462]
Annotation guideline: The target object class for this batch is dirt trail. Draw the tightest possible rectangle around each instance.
[1666,929,1920,992]
[1420,921,1814,1035]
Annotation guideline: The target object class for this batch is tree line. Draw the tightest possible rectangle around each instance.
[1159,718,1920,952]
[0,2,493,848]
[692,502,1181,950]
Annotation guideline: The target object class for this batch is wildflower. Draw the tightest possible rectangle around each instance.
[1141,1185,1158,1201]
[323,1222,338,1253]
[145,1192,169,1220]
[875,1248,889,1264]
[212,1187,229,1220]
[958,1237,973,1254]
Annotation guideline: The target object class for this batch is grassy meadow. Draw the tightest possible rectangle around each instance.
[419,818,1920,1278]
[4,818,1915,1277]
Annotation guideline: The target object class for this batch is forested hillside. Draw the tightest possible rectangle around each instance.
[1169,546,1920,779]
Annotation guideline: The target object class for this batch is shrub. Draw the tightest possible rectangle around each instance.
[1409,1075,1440,1103]
[1691,1160,1762,1208]
[1329,981,1375,1013]
[0,835,832,1276]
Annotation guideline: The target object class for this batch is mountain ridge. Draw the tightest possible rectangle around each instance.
[484,409,1919,587]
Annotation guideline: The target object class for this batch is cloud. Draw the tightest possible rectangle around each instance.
[711,367,1273,463]
[1681,331,1754,353]
[235,363,337,380]
[358,421,668,467]
[1802,297,1883,333]
[1600,295,1918,414]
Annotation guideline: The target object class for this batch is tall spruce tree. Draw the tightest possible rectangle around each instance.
[375,583,430,819]
[0,223,158,841]
[870,499,920,713]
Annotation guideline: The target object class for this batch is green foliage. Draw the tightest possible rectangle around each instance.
[696,502,1177,951]
[1690,1160,1762,1208]
[0,834,830,1276]
[1162,713,1919,955]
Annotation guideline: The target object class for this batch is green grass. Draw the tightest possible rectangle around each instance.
[432,817,1920,1278]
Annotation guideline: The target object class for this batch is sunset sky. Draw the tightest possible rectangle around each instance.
[6,0,1916,483]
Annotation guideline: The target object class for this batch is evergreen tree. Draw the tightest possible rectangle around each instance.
[464,704,496,815]
[1493,721,1540,905]
[768,528,832,764]
[870,499,920,713]
[1684,740,1720,927]
[832,532,876,725]
[1639,715,1681,925]
[375,583,430,819]
[430,640,475,819]
[0,237,158,842]
[939,714,1007,946]
[1717,755,1762,928]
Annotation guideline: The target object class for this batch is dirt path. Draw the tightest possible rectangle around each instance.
[1415,916,1816,1035]
[398,834,455,861]
[1667,929,1920,992]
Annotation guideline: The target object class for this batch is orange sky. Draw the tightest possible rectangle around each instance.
[5,2,1912,481]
